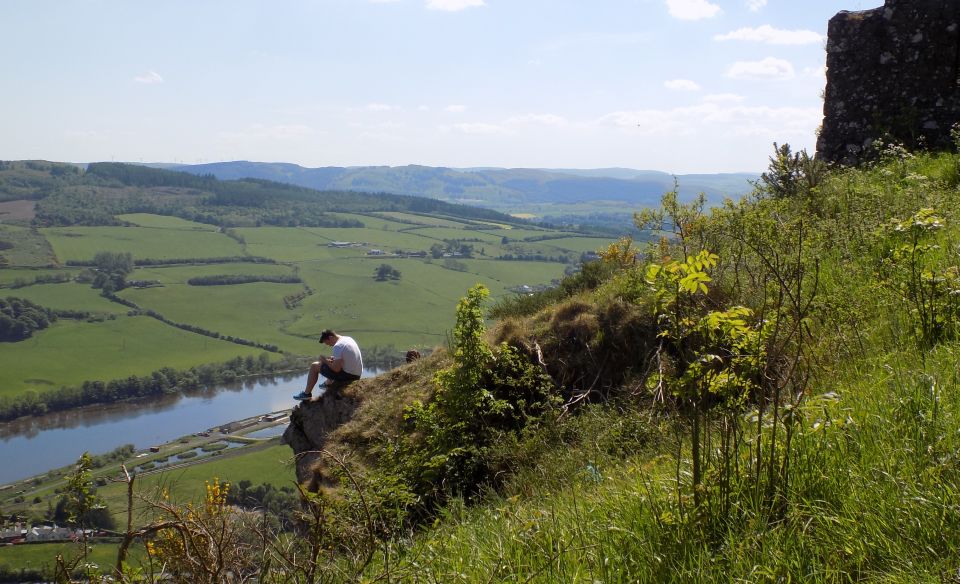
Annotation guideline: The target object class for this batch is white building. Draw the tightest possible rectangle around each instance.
[26,524,77,542]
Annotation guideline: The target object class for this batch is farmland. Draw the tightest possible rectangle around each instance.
[2,209,609,402]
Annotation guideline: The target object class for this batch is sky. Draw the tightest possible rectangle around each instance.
[1,0,881,174]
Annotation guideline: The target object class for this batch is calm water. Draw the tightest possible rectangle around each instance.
[0,369,379,485]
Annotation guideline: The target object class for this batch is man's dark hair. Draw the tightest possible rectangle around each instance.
[319,329,337,342]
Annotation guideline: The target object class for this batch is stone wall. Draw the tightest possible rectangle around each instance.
[816,0,960,165]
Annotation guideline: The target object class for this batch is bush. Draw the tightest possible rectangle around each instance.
[390,285,560,507]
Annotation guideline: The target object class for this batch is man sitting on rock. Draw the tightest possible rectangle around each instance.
[294,329,363,401]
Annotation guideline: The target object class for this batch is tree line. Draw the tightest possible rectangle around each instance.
[66,256,277,268]
[187,274,302,286]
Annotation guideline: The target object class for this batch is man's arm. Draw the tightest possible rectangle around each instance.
[325,350,343,372]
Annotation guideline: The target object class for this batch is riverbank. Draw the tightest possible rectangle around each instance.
[0,404,294,520]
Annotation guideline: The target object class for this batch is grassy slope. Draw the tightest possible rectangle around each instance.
[314,152,960,582]
[11,157,960,580]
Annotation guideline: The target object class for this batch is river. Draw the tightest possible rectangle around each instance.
[0,369,381,485]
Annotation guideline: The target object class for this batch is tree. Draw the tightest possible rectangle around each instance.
[91,251,134,292]
[62,452,114,530]
[760,142,825,199]
[373,263,401,281]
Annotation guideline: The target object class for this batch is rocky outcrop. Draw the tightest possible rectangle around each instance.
[281,386,362,485]
[817,0,960,165]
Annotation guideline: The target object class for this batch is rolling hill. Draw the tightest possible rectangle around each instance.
[163,161,757,211]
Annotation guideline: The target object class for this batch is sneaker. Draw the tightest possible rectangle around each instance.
[293,392,312,400]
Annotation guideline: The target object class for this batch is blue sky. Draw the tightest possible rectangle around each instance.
[2,0,879,173]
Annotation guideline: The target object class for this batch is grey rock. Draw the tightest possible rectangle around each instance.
[281,386,361,485]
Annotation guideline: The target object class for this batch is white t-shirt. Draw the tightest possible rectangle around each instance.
[332,335,363,376]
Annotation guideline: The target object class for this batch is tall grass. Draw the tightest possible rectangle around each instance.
[351,150,960,582]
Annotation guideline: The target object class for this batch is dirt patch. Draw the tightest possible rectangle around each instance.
[0,200,36,221]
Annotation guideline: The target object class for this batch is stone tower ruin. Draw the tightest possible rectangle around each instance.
[816,0,960,165]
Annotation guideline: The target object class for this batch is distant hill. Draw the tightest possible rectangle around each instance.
[162,162,758,209]
[0,161,537,229]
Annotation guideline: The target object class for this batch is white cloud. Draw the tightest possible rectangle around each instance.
[746,0,767,11]
[664,79,701,92]
[445,104,468,113]
[134,71,163,84]
[727,57,795,80]
[362,103,400,112]
[349,121,407,131]
[803,65,827,79]
[448,122,510,135]
[538,32,650,53]
[359,130,404,142]
[703,93,745,103]
[504,113,568,126]
[665,0,721,20]
[219,124,314,141]
[596,103,820,139]
[426,0,485,11]
[64,129,107,140]
[714,25,823,45]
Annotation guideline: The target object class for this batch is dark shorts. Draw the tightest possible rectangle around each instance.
[320,362,361,382]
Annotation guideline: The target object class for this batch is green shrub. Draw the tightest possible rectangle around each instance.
[390,285,560,508]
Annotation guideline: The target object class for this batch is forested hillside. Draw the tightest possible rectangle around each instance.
[166,160,757,228]
[0,161,531,228]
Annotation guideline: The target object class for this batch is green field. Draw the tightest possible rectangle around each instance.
[0,224,56,266]
[0,267,81,286]
[98,442,293,520]
[326,212,406,231]
[232,227,340,262]
[374,211,472,228]
[4,282,130,314]
[0,316,264,394]
[1,213,609,400]
[130,262,297,285]
[42,226,243,262]
[402,226,506,244]
[120,280,316,355]
[116,213,219,230]
[299,225,449,250]
[535,236,614,253]
[0,540,143,575]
